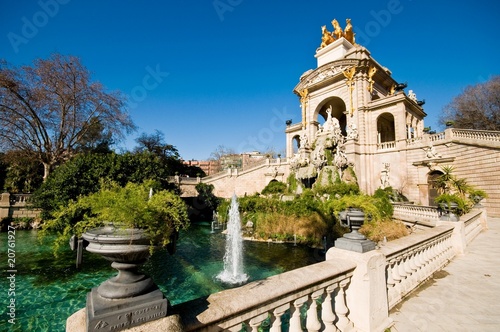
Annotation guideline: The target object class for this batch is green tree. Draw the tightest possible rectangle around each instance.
[441,76,500,130]
[134,130,205,177]
[31,151,179,219]
[0,150,43,192]
[0,54,136,181]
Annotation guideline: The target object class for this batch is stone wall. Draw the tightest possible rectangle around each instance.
[0,192,41,220]
[202,159,290,198]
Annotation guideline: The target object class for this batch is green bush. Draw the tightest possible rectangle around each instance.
[261,181,287,195]
[40,180,189,256]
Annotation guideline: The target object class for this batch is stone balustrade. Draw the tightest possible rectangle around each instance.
[392,203,441,228]
[463,209,487,245]
[376,141,396,150]
[0,192,40,219]
[450,128,500,141]
[176,259,356,331]
[429,132,446,142]
[379,225,454,309]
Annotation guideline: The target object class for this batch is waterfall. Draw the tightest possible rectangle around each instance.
[216,194,248,285]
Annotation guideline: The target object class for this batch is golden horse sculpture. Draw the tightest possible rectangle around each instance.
[319,18,356,49]
[344,18,355,44]
[331,19,343,40]
[319,25,335,48]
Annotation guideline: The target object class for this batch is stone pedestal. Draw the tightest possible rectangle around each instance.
[315,37,354,67]
[82,226,169,332]
[334,236,376,253]
[86,288,168,331]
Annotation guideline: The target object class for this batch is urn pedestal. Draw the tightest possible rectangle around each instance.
[335,208,376,253]
[82,225,168,332]
[439,202,459,222]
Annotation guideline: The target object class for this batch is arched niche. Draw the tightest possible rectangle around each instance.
[377,112,396,143]
[314,97,347,135]
[427,170,443,206]
[292,134,300,153]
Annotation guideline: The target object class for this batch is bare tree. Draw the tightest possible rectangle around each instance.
[0,54,136,180]
[209,144,236,161]
[441,76,500,130]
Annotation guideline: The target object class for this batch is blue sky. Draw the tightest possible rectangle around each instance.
[1,0,499,160]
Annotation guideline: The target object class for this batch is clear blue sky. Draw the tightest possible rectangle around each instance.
[1,0,499,160]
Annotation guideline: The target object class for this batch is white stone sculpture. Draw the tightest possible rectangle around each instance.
[408,90,417,102]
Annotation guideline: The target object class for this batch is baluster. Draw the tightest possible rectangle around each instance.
[397,255,409,294]
[306,289,324,332]
[422,243,433,278]
[407,250,418,286]
[429,240,439,272]
[322,283,339,332]
[249,312,269,332]
[270,303,290,332]
[290,295,308,332]
[335,279,353,331]
[391,258,403,304]
[386,261,396,305]
[414,247,425,282]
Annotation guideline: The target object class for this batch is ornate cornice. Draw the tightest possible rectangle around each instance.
[294,59,360,94]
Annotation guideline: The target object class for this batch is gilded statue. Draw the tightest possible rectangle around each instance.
[344,18,355,44]
[367,66,377,94]
[319,25,335,48]
[342,66,356,81]
[299,88,309,129]
[343,66,356,115]
[331,19,343,40]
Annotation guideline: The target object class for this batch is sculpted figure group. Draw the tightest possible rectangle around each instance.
[319,18,355,49]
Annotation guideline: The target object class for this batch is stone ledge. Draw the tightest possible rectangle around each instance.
[66,308,184,332]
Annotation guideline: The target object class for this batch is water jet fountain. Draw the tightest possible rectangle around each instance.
[216,194,248,285]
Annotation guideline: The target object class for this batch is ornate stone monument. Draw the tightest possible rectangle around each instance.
[83,226,168,332]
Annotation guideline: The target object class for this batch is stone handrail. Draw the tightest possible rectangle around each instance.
[462,209,484,245]
[201,158,270,181]
[379,225,455,309]
[11,193,31,206]
[451,128,500,141]
[176,259,356,331]
[429,132,446,142]
[377,141,396,150]
[166,176,201,184]
[392,203,441,227]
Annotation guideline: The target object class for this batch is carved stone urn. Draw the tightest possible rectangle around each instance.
[335,208,376,253]
[339,208,366,241]
[82,224,168,332]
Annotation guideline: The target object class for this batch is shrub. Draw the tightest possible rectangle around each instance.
[261,181,287,195]
[40,180,189,256]
[360,219,409,242]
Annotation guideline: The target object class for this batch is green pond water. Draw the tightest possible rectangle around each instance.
[0,222,323,331]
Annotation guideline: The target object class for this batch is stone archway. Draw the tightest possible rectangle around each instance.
[314,97,347,135]
[428,170,443,206]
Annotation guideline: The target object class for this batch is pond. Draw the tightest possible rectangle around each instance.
[0,222,324,331]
